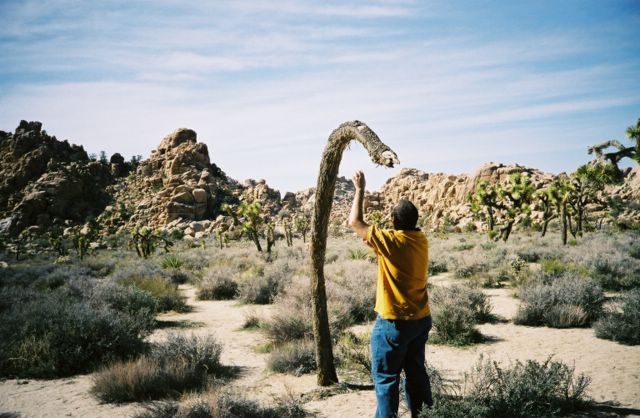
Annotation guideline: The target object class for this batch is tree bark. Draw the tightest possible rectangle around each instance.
[310,120,399,386]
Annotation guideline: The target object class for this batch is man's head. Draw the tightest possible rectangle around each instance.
[392,199,419,230]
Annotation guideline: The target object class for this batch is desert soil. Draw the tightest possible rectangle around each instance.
[1,273,639,418]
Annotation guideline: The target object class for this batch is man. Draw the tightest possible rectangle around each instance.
[348,170,432,418]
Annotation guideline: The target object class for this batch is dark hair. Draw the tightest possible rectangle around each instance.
[392,199,419,230]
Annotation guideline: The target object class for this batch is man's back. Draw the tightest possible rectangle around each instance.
[366,225,430,320]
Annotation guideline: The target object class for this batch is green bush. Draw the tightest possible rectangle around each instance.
[428,259,448,275]
[429,285,487,346]
[197,268,238,300]
[0,294,150,377]
[92,333,224,403]
[267,339,316,375]
[92,282,157,320]
[237,260,292,304]
[540,257,568,276]
[421,356,591,418]
[263,310,313,343]
[119,276,188,313]
[514,275,604,328]
[594,289,640,345]
[161,254,184,269]
[589,255,640,290]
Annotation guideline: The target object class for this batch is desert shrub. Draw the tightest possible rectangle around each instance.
[540,257,568,276]
[325,261,377,329]
[239,258,294,304]
[119,276,188,313]
[135,389,307,418]
[110,260,166,282]
[92,282,157,322]
[267,339,316,375]
[588,254,640,290]
[348,248,369,260]
[93,333,224,403]
[263,309,313,343]
[594,289,640,345]
[629,243,640,260]
[449,248,490,279]
[453,243,474,251]
[514,275,604,328]
[421,356,591,418]
[0,264,94,289]
[82,256,117,277]
[242,311,261,329]
[337,331,371,377]
[151,333,222,373]
[0,286,39,312]
[429,286,485,346]
[197,267,238,300]
[0,294,150,377]
[161,254,184,269]
[515,248,541,262]
[428,259,448,275]
[432,285,492,324]
[169,270,191,285]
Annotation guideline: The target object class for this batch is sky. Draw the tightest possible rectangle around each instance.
[0,0,639,194]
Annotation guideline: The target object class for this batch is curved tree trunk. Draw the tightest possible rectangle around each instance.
[310,120,399,386]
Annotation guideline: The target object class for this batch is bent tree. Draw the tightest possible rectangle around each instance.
[310,120,399,386]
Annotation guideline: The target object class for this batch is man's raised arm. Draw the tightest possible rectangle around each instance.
[348,170,370,240]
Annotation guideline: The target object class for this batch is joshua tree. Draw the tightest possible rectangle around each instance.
[294,210,311,243]
[310,120,399,386]
[265,221,276,257]
[587,116,640,176]
[535,186,558,237]
[469,180,499,232]
[568,163,617,237]
[237,201,264,252]
[496,173,535,241]
[469,174,534,241]
[366,209,387,228]
[129,226,173,258]
[281,217,294,247]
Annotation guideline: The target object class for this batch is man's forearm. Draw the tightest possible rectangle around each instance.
[349,188,364,225]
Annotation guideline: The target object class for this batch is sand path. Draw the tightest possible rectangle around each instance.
[1,279,639,417]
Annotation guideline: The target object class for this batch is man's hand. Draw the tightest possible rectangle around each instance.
[353,170,366,191]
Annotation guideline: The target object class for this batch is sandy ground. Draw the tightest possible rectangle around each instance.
[1,276,639,418]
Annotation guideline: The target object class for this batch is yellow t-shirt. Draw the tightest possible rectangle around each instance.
[366,225,430,320]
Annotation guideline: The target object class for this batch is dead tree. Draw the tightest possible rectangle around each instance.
[310,120,399,386]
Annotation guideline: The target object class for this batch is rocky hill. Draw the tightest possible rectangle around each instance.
[0,121,114,236]
[1,121,638,240]
[98,128,238,236]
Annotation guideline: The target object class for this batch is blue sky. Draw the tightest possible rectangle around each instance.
[1,0,639,194]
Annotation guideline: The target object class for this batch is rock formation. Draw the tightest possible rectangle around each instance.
[0,121,113,235]
[104,128,236,234]
[0,120,637,240]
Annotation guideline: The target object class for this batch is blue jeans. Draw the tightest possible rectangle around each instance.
[371,315,432,418]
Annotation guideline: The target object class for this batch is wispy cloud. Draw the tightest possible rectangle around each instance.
[0,0,638,193]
